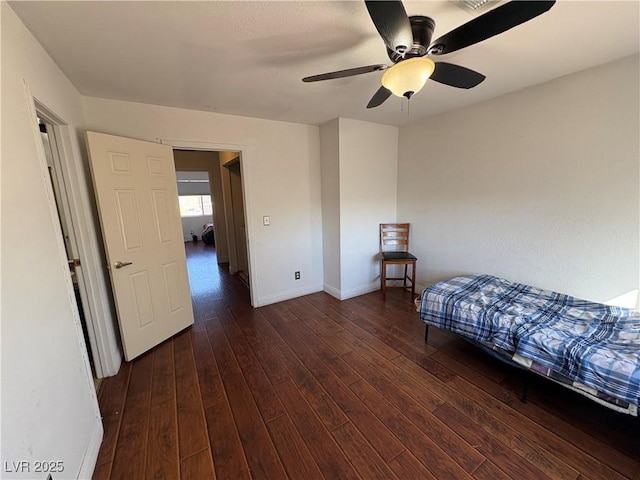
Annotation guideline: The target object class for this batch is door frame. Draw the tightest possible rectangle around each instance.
[29,96,121,378]
[221,156,239,276]
[161,139,256,307]
[222,156,249,283]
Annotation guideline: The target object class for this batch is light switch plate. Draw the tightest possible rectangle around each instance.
[263,215,270,226]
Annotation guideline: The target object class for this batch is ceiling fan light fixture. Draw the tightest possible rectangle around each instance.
[381,57,436,99]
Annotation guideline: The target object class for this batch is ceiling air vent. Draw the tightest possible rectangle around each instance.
[451,0,500,14]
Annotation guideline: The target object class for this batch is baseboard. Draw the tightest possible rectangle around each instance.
[255,280,424,307]
[78,416,103,479]
[339,282,380,300]
[255,284,324,307]
[323,283,341,300]
[324,281,380,301]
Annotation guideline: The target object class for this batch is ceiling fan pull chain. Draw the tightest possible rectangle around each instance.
[400,97,410,116]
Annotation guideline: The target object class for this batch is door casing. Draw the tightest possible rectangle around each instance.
[162,139,256,307]
[31,98,120,378]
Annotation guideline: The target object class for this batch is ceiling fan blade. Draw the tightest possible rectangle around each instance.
[428,1,555,56]
[366,86,392,109]
[431,62,485,89]
[302,64,388,82]
[365,1,413,57]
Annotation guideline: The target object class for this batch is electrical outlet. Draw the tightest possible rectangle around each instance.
[294,271,300,280]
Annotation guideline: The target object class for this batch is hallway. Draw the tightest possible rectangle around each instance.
[184,241,250,323]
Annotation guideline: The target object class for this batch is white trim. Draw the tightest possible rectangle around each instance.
[25,83,98,387]
[323,283,342,300]
[256,284,324,307]
[159,138,245,153]
[324,281,380,301]
[340,282,380,300]
[43,117,109,381]
[326,282,424,301]
[161,139,258,307]
[55,124,122,376]
[35,98,122,378]
[78,418,104,480]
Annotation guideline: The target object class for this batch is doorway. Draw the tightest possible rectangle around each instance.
[223,157,249,287]
[172,147,251,301]
[36,115,99,387]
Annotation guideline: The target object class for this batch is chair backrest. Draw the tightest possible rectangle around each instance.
[380,223,411,253]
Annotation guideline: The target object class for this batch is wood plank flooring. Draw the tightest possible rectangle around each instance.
[94,242,640,479]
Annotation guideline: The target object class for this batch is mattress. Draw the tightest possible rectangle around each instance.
[419,274,640,411]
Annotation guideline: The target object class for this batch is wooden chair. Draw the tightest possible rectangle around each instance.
[380,223,417,301]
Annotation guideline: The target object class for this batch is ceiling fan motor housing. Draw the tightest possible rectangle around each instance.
[387,16,436,63]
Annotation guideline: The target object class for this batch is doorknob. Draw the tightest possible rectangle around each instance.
[114,261,133,269]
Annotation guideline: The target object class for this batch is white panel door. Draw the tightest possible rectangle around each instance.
[86,131,194,361]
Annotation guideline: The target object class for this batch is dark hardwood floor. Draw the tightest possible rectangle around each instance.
[94,241,640,479]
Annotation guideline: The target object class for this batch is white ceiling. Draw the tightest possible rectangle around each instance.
[10,1,640,127]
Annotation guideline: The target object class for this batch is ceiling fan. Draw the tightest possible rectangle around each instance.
[302,0,555,108]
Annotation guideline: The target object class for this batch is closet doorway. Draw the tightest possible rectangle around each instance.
[222,156,249,287]
[36,113,99,386]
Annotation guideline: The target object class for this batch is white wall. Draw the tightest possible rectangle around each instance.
[1,3,103,478]
[338,119,399,298]
[181,215,212,241]
[320,118,399,299]
[82,97,324,307]
[398,55,640,306]
[320,119,341,294]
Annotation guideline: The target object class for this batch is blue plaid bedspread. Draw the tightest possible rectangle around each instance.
[419,274,640,405]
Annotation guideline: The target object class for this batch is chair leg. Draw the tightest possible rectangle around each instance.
[411,260,416,297]
[381,261,386,300]
[403,264,408,288]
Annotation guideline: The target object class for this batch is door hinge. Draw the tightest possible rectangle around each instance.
[68,258,81,268]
